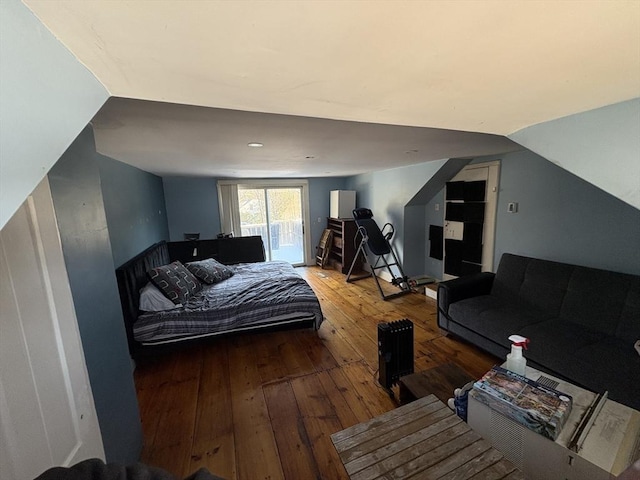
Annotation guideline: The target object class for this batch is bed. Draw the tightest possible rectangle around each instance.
[115,240,323,357]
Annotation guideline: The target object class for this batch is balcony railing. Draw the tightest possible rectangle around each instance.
[241,220,303,250]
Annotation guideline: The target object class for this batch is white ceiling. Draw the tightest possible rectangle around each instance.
[24,0,640,177]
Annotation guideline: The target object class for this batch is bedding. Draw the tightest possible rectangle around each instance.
[133,260,323,344]
[139,282,182,311]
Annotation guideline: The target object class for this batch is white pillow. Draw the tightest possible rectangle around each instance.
[139,282,182,312]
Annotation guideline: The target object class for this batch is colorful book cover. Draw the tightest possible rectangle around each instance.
[470,366,573,440]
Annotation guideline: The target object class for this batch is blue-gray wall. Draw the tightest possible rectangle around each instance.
[48,126,142,464]
[98,156,169,267]
[492,150,640,275]
[308,177,348,251]
[509,99,640,211]
[163,176,220,240]
[162,176,347,260]
[402,205,427,277]
[424,189,445,277]
[345,160,448,268]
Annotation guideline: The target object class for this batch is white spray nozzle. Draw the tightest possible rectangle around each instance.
[508,335,529,349]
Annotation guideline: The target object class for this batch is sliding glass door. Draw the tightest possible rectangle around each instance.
[238,187,305,265]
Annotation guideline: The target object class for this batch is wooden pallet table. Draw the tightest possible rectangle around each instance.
[331,394,523,480]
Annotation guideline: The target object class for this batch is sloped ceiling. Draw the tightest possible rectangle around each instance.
[24,0,640,135]
[91,98,521,178]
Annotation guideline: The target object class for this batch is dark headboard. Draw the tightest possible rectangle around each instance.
[115,241,170,356]
[168,236,266,264]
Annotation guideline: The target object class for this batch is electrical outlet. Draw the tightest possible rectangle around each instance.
[507,202,518,213]
[435,203,440,211]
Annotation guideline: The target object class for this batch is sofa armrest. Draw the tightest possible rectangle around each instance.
[437,272,495,330]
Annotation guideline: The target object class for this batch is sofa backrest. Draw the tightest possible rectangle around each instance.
[561,267,639,339]
[492,254,640,341]
[492,254,573,316]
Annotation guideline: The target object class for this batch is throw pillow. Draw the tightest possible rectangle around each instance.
[186,258,234,284]
[139,282,182,312]
[148,261,202,304]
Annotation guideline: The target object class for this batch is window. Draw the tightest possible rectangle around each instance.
[218,180,311,265]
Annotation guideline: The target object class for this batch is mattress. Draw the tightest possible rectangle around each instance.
[133,260,323,344]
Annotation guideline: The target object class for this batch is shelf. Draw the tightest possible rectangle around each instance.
[327,217,361,275]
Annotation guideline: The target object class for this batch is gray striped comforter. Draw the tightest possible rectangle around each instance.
[134,261,323,343]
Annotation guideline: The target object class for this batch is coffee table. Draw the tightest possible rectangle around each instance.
[398,362,474,405]
[331,394,523,479]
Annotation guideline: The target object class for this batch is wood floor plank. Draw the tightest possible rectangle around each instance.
[134,265,501,480]
[327,366,377,423]
[228,338,284,480]
[189,342,236,480]
[322,302,378,368]
[264,380,321,480]
[144,376,200,477]
[293,328,340,372]
[428,335,497,379]
[315,318,361,366]
[254,331,290,384]
[290,374,350,480]
[273,330,318,378]
[316,369,360,429]
[340,360,397,418]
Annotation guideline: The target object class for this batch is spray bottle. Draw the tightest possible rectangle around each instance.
[506,335,529,375]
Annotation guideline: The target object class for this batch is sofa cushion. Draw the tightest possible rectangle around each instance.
[449,295,549,347]
[560,267,638,337]
[492,254,573,317]
[571,337,640,410]
[518,320,602,374]
[616,276,640,342]
[490,253,529,300]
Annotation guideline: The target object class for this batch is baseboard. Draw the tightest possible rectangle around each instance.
[425,286,438,300]
[377,269,393,283]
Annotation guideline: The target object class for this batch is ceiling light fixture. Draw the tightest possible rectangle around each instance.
[247,142,263,148]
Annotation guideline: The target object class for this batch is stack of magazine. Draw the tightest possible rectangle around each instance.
[470,366,573,440]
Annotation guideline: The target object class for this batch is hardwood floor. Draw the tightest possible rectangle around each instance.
[134,266,498,480]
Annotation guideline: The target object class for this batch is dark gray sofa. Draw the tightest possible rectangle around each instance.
[438,253,640,411]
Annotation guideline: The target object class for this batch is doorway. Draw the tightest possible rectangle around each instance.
[443,161,500,280]
[238,187,305,265]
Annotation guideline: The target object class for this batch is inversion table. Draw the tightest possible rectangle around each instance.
[346,208,411,300]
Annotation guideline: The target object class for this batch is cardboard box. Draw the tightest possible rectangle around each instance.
[471,366,572,440]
